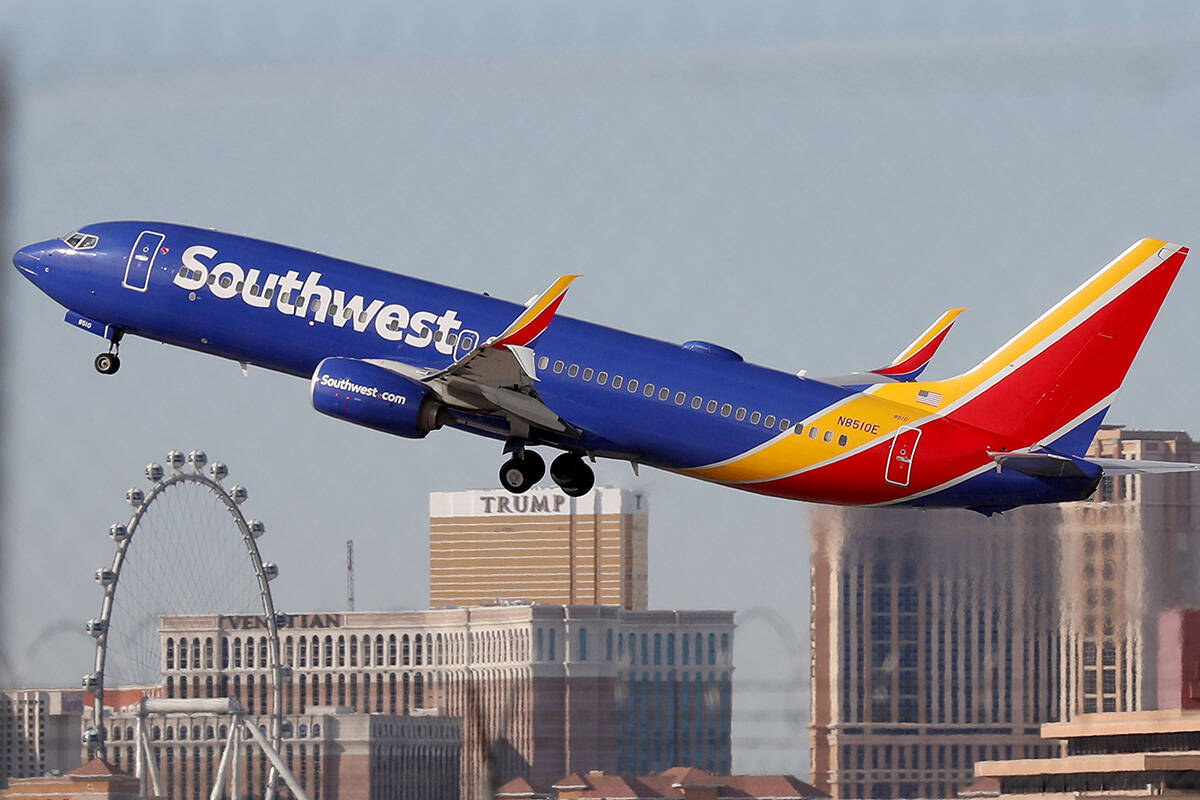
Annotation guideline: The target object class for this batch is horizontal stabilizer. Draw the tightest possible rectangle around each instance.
[991,451,1200,478]
[1084,456,1200,475]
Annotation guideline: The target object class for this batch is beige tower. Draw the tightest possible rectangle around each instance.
[429,487,648,610]
[809,505,1064,799]
[1058,427,1200,717]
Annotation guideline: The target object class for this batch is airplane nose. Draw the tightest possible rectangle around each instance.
[13,243,44,277]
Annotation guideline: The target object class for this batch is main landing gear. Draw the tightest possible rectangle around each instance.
[94,332,123,375]
[498,448,596,497]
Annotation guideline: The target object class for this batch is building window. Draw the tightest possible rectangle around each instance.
[579,629,588,662]
[607,629,614,661]
[548,629,556,661]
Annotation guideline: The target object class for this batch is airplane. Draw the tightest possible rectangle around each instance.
[12,223,1200,514]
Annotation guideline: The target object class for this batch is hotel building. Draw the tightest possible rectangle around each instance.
[1,689,87,780]
[809,426,1200,799]
[809,505,1063,799]
[98,605,732,800]
[429,488,648,610]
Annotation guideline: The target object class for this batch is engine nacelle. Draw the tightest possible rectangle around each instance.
[310,357,446,439]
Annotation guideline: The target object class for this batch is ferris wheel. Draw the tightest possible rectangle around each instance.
[81,450,286,776]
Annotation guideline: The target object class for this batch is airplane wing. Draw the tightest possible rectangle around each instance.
[368,275,581,438]
[813,308,965,388]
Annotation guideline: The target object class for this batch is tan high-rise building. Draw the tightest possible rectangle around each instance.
[809,426,1200,800]
[1058,427,1200,718]
[809,506,1063,800]
[1,689,87,779]
[429,488,648,610]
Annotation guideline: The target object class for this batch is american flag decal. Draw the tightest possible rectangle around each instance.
[916,389,942,407]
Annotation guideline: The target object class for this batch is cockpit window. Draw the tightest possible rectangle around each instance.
[60,232,99,250]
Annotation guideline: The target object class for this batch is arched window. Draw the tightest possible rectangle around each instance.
[682,633,690,665]
[654,633,662,666]
[324,636,333,667]
[375,635,384,666]
[708,633,717,665]
[414,634,424,666]
[166,639,176,670]
[389,634,398,666]
[667,633,675,666]
[402,634,411,666]
[337,636,346,667]
[349,635,358,667]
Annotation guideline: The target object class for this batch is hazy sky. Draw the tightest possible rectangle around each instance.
[3,2,1200,775]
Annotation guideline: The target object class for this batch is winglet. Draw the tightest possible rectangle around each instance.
[490,275,580,348]
[870,308,965,381]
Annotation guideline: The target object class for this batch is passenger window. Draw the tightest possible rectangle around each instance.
[735,408,747,421]
[582,368,594,381]
[310,297,320,312]
[764,415,776,428]
[344,308,354,320]
[219,275,233,288]
[750,411,761,424]
[838,434,848,446]
[446,333,457,346]
[279,291,290,304]
[691,396,703,410]
[207,274,216,286]
[780,418,791,430]
[387,320,401,331]
[720,403,732,417]
[809,427,818,439]
[295,296,306,310]
[538,356,549,370]
[249,284,261,297]
[706,400,718,413]
[265,288,275,300]
[554,361,565,374]
[659,388,670,401]
[628,379,639,392]
[435,330,443,342]
[674,392,686,405]
[597,371,608,386]
[644,384,655,397]
[612,376,623,389]
[177,266,187,277]
[568,364,580,378]
[824,430,834,443]
[236,282,245,292]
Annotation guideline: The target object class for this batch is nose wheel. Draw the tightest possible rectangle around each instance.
[499,450,546,494]
[94,331,123,375]
[94,352,121,375]
[550,452,595,497]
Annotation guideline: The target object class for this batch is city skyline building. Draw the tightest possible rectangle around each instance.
[1058,427,1200,718]
[1,689,87,781]
[809,426,1200,800]
[809,505,1063,799]
[429,488,648,610]
[116,605,732,800]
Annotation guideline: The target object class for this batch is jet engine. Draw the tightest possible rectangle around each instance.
[310,357,448,439]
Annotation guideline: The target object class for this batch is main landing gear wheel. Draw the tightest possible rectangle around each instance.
[499,450,546,493]
[94,353,121,375]
[551,453,595,497]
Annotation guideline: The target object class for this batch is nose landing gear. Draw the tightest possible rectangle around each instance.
[93,331,124,375]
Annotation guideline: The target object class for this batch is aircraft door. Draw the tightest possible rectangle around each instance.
[455,330,479,360]
[885,426,922,487]
[123,231,166,292]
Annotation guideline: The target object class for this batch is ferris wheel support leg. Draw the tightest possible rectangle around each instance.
[139,722,164,798]
[134,717,145,797]
[231,722,242,800]
[243,719,312,800]
[265,766,279,800]
[211,721,239,800]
